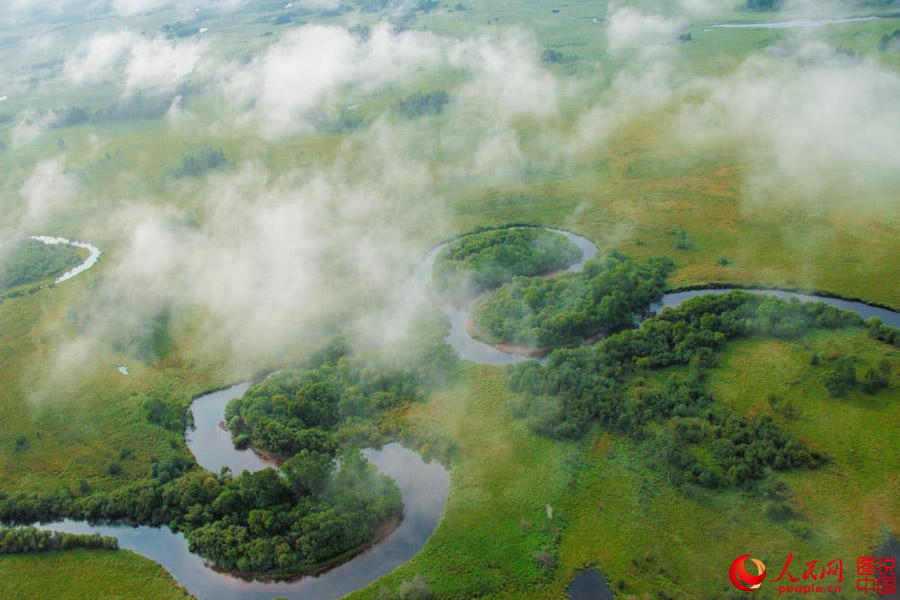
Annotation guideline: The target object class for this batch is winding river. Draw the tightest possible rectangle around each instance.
[417,228,598,366]
[28,226,900,600]
[432,227,900,367]
[708,16,884,29]
[29,235,101,284]
[37,379,450,600]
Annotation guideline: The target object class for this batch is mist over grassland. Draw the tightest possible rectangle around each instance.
[0,2,898,598]
[0,0,899,374]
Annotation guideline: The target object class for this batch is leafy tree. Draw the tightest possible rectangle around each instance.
[860,360,890,394]
[282,450,334,497]
[13,435,29,452]
[824,357,856,397]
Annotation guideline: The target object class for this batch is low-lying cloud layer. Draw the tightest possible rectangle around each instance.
[677,43,900,208]
[5,1,900,375]
[65,31,206,96]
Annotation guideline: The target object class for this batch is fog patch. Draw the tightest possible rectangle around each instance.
[606,8,687,55]
[221,24,444,137]
[676,43,900,211]
[65,31,206,96]
[20,157,79,227]
[11,111,58,148]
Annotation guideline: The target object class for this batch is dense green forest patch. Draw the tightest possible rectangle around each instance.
[0,526,118,554]
[226,310,457,460]
[0,313,456,579]
[470,252,672,349]
[508,291,867,473]
[0,240,82,292]
[0,444,403,577]
[432,227,582,303]
[392,90,451,119]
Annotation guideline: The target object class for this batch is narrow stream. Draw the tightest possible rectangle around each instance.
[27,226,900,600]
[36,380,450,600]
[708,16,884,29]
[37,441,449,600]
[29,235,101,283]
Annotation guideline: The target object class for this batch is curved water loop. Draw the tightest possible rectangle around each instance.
[38,382,449,600]
[28,235,101,284]
[419,228,598,366]
[421,226,900,365]
[30,226,900,600]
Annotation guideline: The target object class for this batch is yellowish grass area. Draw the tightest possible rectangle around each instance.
[0,549,193,599]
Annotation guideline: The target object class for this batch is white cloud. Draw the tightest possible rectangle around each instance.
[65,31,206,96]
[451,30,561,122]
[20,157,79,227]
[606,8,686,55]
[222,24,445,136]
[11,112,58,148]
[676,46,900,208]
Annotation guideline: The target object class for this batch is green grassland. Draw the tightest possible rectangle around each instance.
[0,0,899,597]
[346,327,900,599]
[556,328,900,599]
[0,549,193,599]
[348,364,583,600]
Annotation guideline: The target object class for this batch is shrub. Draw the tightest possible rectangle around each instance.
[171,145,228,178]
[13,435,29,452]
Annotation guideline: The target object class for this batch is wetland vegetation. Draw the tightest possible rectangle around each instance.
[432,227,582,302]
[1,0,899,598]
[470,252,672,349]
[0,239,82,293]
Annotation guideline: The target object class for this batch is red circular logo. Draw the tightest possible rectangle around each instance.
[730,555,767,592]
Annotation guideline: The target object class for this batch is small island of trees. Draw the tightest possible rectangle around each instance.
[470,252,673,349]
[432,227,582,304]
[0,239,83,293]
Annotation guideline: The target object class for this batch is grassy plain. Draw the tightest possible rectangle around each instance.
[0,549,193,599]
[349,364,583,600]
[343,327,900,598]
[557,328,900,598]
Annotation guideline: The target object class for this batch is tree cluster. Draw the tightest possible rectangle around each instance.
[0,450,400,577]
[743,0,783,10]
[171,145,229,178]
[0,240,82,292]
[53,94,175,129]
[0,526,117,554]
[392,90,450,119]
[508,291,869,486]
[471,252,673,349]
[818,353,890,397]
[433,228,582,303]
[226,314,456,458]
